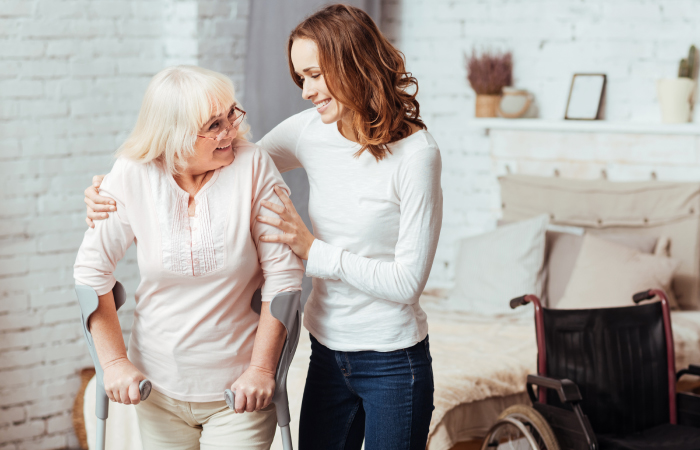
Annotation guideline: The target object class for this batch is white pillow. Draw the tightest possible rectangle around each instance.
[557,234,680,309]
[445,214,549,316]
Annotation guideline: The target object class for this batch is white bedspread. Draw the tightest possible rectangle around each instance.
[84,298,700,450]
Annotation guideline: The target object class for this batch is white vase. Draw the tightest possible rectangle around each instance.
[657,78,695,123]
[497,87,534,118]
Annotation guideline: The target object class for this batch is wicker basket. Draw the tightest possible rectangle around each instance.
[73,368,96,450]
[475,94,501,117]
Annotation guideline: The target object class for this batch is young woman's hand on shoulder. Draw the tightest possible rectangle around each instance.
[258,185,315,260]
[84,174,114,227]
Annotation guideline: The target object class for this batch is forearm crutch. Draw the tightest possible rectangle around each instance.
[224,291,302,450]
[76,281,152,450]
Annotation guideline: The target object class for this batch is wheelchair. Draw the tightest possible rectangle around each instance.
[482,288,700,450]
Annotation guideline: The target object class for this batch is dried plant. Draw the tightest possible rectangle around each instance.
[465,49,513,95]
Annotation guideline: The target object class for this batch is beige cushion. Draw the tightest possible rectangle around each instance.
[446,214,548,316]
[557,234,679,309]
[500,174,700,310]
[546,231,658,307]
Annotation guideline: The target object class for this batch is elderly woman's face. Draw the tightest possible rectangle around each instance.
[186,104,239,174]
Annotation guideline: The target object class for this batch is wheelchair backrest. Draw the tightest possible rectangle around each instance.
[542,302,670,435]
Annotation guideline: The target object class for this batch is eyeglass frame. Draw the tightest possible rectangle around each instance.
[196,106,247,141]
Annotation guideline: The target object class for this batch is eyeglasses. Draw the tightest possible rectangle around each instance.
[197,106,247,142]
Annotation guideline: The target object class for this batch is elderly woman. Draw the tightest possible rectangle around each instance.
[73,66,304,450]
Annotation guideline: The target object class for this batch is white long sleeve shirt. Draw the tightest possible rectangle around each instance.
[259,108,443,352]
[74,141,304,401]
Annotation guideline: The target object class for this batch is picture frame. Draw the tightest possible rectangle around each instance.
[565,73,607,120]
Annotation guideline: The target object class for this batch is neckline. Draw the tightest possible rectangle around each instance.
[330,120,428,148]
[167,168,221,198]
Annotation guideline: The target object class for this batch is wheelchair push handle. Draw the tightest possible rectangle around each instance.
[509,294,542,310]
[510,295,529,309]
[632,289,671,307]
[632,289,655,303]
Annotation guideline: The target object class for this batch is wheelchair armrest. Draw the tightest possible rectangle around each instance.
[678,364,700,381]
[527,374,583,404]
[527,375,597,450]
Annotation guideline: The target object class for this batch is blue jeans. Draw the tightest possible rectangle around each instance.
[298,334,435,450]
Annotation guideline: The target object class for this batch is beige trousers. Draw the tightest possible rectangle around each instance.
[135,389,277,450]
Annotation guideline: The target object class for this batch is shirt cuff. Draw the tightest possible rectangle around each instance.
[305,239,343,280]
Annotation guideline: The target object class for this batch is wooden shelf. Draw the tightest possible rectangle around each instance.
[469,118,700,135]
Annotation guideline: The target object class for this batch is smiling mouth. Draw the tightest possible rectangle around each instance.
[216,143,232,151]
[315,99,331,109]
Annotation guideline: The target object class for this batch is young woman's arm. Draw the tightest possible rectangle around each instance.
[261,146,443,305]
[74,161,146,404]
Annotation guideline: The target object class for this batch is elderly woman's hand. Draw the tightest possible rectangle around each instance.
[103,357,146,406]
[230,366,276,413]
[258,186,315,260]
[84,174,115,228]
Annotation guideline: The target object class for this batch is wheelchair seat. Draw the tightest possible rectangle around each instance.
[598,423,700,450]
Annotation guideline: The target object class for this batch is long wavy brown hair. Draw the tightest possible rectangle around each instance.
[288,4,426,161]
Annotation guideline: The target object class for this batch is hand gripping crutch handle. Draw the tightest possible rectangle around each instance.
[225,290,302,450]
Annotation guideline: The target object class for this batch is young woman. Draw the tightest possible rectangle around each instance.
[75,66,304,449]
[84,5,442,449]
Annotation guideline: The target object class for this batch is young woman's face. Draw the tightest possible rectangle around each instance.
[291,38,347,125]
[187,104,238,174]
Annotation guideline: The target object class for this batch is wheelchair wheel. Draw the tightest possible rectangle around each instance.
[481,404,560,450]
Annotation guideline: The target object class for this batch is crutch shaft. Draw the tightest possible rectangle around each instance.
[96,418,106,450]
[280,425,293,450]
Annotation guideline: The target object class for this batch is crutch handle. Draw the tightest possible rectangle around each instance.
[139,379,152,401]
[224,388,235,410]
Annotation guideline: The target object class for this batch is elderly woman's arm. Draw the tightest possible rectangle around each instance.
[89,290,146,405]
[75,161,146,405]
[230,147,305,412]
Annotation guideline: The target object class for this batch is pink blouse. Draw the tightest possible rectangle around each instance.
[74,140,304,401]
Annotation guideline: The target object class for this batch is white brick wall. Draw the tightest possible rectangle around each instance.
[0,1,248,448]
[382,0,700,287]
